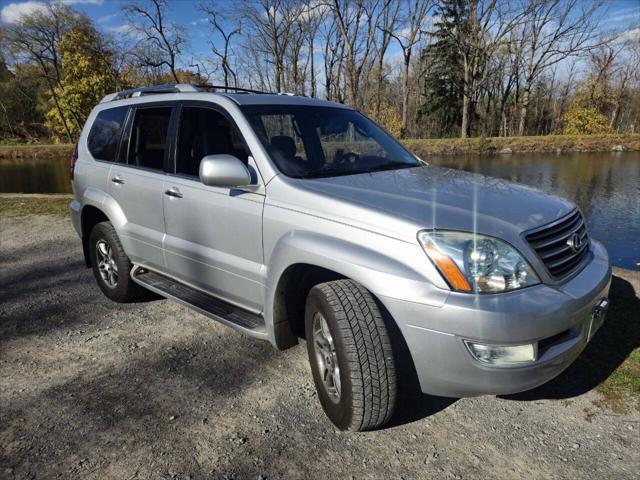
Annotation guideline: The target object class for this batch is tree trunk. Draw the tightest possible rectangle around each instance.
[517,84,530,137]
[461,66,471,138]
[400,52,411,139]
[310,36,316,98]
[375,48,385,117]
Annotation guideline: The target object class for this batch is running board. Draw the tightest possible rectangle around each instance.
[131,266,267,339]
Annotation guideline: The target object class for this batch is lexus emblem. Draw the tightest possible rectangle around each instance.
[567,233,583,253]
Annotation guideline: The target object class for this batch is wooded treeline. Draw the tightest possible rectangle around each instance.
[1,0,639,143]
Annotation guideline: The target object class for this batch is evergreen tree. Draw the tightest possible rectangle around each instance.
[418,0,465,138]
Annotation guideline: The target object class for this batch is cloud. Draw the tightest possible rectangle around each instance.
[109,24,146,40]
[0,1,47,23]
[1,0,104,23]
[97,13,117,24]
[615,27,640,43]
[60,0,104,4]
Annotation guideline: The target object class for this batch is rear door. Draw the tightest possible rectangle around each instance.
[108,104,175,271]
[162,102,265,312]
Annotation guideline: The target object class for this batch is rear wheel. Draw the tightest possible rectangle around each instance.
[305,280,397,431]
[89,221,146,302]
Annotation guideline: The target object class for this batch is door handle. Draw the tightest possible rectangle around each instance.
[164,187,183,199]
[111,175,125,185]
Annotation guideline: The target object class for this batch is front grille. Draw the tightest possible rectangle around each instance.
[525,209,590,279]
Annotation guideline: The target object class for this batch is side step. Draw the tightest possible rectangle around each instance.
[131,267,267,339]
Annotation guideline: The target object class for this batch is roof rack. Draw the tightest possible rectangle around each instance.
[100,83,275,103]
[193,84,271,95]
[100,84,199,103]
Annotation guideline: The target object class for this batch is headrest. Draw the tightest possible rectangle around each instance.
[271,135,296,159]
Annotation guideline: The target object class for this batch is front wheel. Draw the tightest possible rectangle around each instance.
[305,280,397,431]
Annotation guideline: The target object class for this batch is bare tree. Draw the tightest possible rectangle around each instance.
[516,0,605,136]
[329,0,384,108]
[299,1,328,97]
[385,0,432,137]
[240,0,299,92]
[441,0,524,138]
[320,14,344,101]
[373,0,400,116]
[199,5,240,88]
[3,2,90,142]
[124,0,186,83]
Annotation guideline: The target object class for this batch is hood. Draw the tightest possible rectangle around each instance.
[279,165,575,243]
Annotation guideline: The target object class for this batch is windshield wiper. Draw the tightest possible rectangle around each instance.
[297,161,417,179]
[367,161,417,172]
[297,166,354,179]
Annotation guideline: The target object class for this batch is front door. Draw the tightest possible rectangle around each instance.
[162,104,265,312]
[109,105,174,271]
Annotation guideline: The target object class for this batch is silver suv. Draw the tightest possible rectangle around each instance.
[70,84,611,431]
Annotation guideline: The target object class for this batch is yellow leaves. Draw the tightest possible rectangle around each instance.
[366,104,402,138]
[46,26,116,140]
[561,107,613,136]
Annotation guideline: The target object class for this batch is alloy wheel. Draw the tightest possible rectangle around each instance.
[96,239,118,288]
[312,312,341,403]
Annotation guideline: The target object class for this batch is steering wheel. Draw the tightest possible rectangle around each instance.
[336,151,359,165]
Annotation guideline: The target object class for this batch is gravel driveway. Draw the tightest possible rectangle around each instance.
[1,214,638,479]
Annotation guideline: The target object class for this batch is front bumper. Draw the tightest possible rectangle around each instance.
[381,240,611,397]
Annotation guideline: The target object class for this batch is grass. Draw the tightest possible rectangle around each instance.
[0,144,74,160]
[1,134,639,160]
[0,195,71,217]
[591,270,640,412]
[596,350,640,413]
[404,133,640,156]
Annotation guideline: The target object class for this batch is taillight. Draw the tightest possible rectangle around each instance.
[70,143,78,180]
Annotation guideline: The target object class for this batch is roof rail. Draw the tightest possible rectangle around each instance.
[193,84,271,95]
[100,84,199,103]
[99,83,296,104]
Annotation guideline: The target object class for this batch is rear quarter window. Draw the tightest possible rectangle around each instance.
[87,107,128,162]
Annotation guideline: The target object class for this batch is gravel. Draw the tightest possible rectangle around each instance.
[1,215,638,479]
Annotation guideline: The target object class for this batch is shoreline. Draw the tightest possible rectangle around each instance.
[1,133,639,160]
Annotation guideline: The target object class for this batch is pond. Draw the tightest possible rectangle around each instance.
[1,151,638,269]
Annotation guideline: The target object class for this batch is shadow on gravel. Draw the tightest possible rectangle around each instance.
[1,329,279,478]
[502,273,640,402]
[0,241,158,343]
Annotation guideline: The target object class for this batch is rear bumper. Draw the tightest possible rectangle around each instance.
[381,240,612,397]
[69,200,82,237]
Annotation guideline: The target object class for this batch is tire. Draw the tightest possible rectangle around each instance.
[305,279,397,431]
[89,221,147,303]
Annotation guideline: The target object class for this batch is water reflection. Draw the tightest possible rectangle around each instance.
[0,157,72,194]
[430,152,640,270]
[0,151,638,268]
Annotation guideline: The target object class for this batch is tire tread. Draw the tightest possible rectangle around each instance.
[315,280,397,430]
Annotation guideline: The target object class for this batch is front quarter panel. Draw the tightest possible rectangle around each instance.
[263,199,451,346]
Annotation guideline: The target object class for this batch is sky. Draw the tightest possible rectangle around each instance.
[1,0,639,77]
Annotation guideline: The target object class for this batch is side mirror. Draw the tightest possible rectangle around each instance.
[199,154,252,188]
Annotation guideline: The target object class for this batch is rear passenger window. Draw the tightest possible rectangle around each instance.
[176,107,249,177]
[87,107,128,162]
[127,107,172,171]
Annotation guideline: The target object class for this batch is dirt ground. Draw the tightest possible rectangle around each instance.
[1,214,638,480]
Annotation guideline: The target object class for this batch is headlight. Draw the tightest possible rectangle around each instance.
[418,230,540,293]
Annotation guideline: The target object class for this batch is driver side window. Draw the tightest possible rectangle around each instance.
[176,106,249,177]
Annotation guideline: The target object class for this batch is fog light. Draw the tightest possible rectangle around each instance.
[465,341,536,365]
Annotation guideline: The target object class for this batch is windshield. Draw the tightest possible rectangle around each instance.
[241,105,420,178]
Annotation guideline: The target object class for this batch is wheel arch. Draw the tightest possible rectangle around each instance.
[266,230,446,350]
[79,189,128,267]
